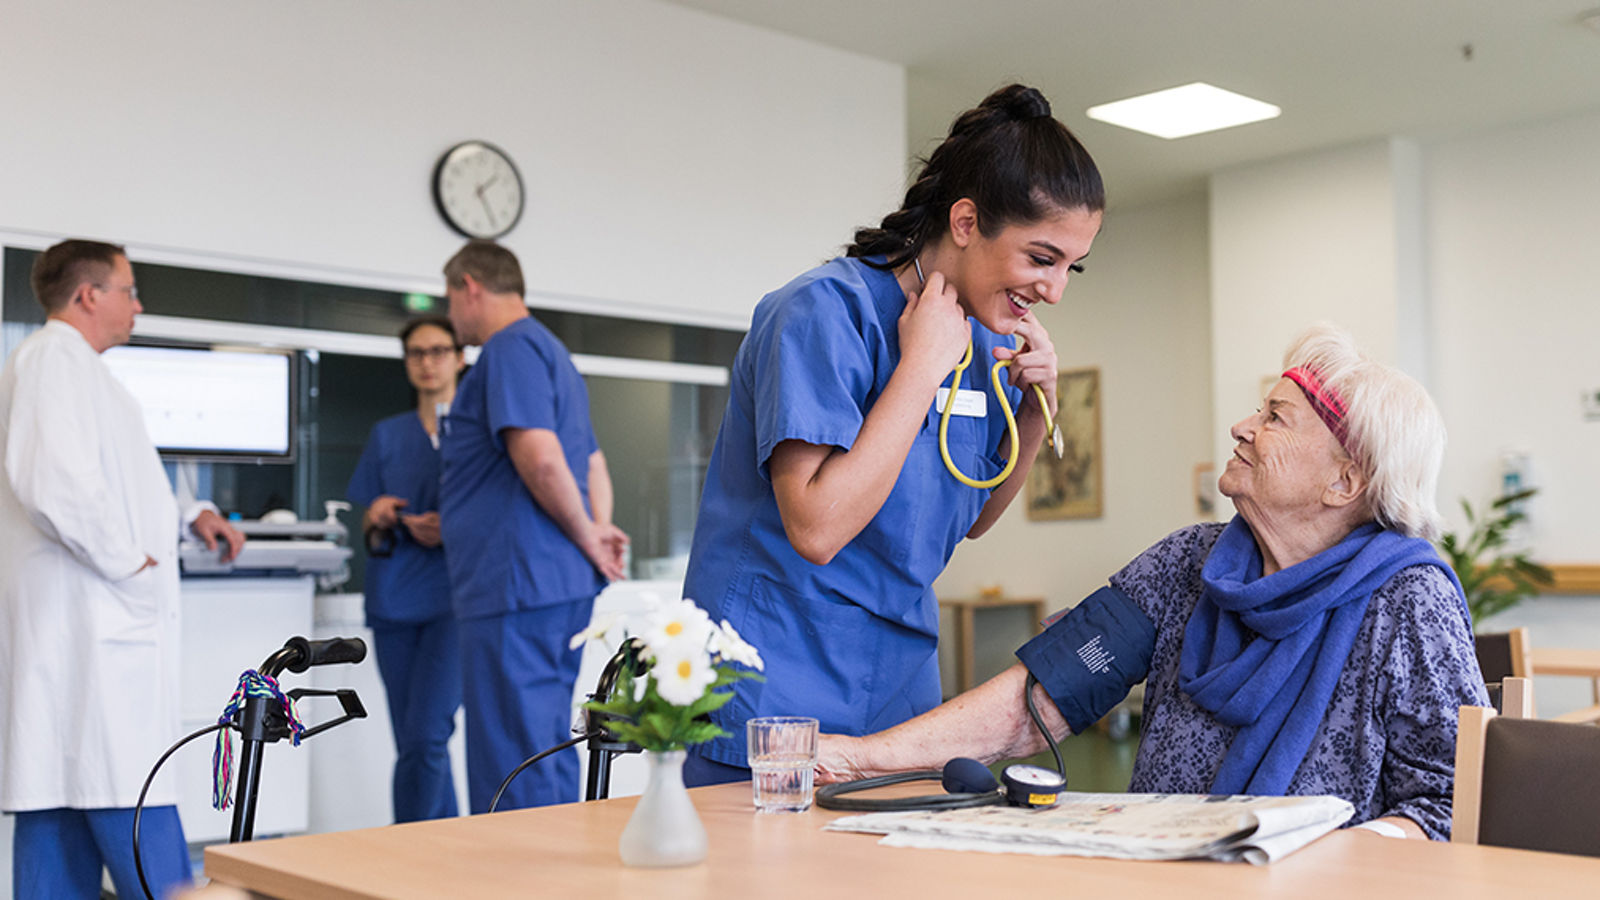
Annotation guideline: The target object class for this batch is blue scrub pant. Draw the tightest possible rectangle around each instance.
[12,805,191,900]
[458,599,594,814]
[372,614,462,823]
[684,751,752,788]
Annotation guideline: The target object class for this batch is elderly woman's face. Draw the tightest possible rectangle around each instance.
[1219,378,1349,519]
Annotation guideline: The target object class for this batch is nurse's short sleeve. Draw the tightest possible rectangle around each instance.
[750,285,876,477]
[484,334,556,440]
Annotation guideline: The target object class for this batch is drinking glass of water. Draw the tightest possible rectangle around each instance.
[746,716,819,813]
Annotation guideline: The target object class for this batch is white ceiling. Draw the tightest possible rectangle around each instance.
[661,0,1600,208]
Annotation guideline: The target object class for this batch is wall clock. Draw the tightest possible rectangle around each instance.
[432,140,525,239]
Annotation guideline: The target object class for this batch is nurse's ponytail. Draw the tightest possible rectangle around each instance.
[846,84,1104,272]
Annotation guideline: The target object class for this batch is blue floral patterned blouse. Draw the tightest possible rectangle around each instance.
[1111,523,1489,840]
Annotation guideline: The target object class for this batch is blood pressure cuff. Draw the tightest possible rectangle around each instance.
[1014,585,1156,735]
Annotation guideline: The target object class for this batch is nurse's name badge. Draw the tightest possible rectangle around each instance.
[935,387,987,418]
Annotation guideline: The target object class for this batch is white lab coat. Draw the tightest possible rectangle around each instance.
[0,320,183,810]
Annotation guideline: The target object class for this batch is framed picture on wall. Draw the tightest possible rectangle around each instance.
[1026,366,1102,520]
[1194,462,1218,519]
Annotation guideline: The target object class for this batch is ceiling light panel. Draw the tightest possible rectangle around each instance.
[1086,82,1281,139]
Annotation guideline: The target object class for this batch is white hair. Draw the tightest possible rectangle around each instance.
[1281,323,1446,540]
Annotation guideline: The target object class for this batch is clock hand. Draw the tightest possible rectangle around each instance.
[478,193,498,229]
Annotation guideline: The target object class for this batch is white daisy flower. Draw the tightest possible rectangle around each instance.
[709,619,763,671]
[568,611,623,651]
[641,598,715,656]
[652,647,716,706]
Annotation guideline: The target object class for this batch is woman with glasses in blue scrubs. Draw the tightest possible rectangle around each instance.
[347,317,465,821]
[682,84,1104,784]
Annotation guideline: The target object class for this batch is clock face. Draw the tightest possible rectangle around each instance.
[432,141,525,239]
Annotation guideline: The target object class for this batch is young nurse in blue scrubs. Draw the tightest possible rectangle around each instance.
[683,84,1105,784]
[347,316,465,822]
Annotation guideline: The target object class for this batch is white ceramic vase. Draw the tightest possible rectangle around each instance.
[618,749,708,867]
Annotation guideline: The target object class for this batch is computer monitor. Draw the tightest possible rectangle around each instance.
[102,342,296,463]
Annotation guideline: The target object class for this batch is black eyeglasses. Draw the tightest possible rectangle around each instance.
[405,346,459,362]
[93,283,139,300]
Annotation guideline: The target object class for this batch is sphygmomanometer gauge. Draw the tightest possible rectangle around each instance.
[1001,764,1066,808]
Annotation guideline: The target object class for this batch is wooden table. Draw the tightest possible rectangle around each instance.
[1527,646,1600,679]
[205,782,1600,899]
[1527,646,1600,721]
[937,594,1047,694]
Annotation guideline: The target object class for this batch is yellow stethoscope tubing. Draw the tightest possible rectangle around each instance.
[937,338,1055,489]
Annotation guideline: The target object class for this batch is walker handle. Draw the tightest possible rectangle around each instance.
[282,636,368,673]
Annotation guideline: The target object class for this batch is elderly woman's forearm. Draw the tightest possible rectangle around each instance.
[842,664,1069,776]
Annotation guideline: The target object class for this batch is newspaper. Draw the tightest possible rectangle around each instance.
[824,792,1354,865]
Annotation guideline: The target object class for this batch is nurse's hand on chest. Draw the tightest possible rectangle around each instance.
[365,495,408,531]
[898,270,969,385]
[400,512,442,548]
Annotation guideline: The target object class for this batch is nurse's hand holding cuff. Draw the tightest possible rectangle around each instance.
[993,314,1059,423]
[191,508,245,563]
[366,495,408,531]
[400,511,442,548]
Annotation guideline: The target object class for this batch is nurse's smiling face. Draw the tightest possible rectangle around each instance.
[945,199,1100,336]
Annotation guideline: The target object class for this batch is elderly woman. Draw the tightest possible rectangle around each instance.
[818,324,1488,841]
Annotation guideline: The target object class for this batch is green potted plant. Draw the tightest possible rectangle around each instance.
[1436,488,1554,629]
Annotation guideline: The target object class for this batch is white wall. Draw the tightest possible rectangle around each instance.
[1204,119,1600,564]
[935,194,1213,683]
[0,0,905,327]
[1207,139,1425,502]
[1425,109,1600,561]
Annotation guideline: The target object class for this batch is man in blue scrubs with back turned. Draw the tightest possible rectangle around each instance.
[438,240,629,813]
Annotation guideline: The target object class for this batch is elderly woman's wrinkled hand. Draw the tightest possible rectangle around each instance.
[815,733,867,785]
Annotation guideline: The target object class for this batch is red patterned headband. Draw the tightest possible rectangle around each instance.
[1282,366,1350,451]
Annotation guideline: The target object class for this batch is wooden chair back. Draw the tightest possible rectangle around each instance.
[1453,702,1600,857]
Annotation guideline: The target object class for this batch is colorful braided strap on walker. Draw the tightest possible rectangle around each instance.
[211,669,305,810]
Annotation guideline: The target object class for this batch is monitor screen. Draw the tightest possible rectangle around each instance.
[102,343,296,462]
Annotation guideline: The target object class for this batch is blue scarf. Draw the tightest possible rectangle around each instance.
[1179,516,1466,795]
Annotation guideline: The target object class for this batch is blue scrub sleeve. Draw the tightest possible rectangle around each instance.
[752,287,878,479]
[347,428,384,508]
[1015,586,1157,735]
[484,335,557,444]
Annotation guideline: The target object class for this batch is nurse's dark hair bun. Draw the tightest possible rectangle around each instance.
[984,84,1052,121]
[847,83,1103,272]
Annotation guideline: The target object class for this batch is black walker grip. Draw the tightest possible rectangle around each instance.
[282,636,368,673]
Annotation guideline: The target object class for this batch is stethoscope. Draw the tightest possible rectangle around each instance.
[916,258,1065,488]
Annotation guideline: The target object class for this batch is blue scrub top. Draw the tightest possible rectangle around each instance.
[439,316,604,620]
[347,411,452,625]
[683,256,1022,766]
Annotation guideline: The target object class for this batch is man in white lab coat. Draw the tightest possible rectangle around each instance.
[0,239,244,899]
